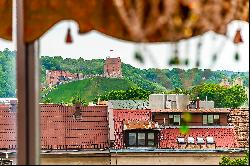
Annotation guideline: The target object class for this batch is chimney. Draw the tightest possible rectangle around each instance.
[196,97,200,109]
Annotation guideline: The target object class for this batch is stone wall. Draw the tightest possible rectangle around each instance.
[228,109,249,148]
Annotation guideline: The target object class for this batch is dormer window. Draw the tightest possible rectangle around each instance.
[177,137,185,144]
[197,137,205,144]
[125,130,157,147]
[206,137,214,144]
[187,137,195,144]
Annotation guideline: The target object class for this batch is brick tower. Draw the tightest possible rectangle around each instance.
[104,57,122,78]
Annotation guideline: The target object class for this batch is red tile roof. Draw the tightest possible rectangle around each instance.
[113,110,152,149]
[151,108,230,113]
[0,104,109,150]
[0,105,16,149]
[159,128,239,149]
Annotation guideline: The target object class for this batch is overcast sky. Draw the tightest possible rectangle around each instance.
[0,20,249,72]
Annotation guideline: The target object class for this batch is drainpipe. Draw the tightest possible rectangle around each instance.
[115,151,118,165]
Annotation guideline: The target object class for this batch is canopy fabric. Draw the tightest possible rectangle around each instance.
[0,0,12,41]
[0,0,249,43]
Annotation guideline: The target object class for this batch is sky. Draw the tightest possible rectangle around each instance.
[0,20,249,72]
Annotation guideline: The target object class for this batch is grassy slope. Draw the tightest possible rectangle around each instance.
[42,77,137,103]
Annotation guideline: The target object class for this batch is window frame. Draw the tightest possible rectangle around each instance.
[202,114,220,126]
[125,130,158,148]
[168,113,184,126]
[15,0,40,164]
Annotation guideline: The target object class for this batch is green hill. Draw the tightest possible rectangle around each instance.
[0,50,249,98]
[40,56,249,93]
[41,77,137,103]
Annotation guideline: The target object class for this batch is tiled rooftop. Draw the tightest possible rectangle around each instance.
[151,108,230,113]
[113,109,152,149]
[0,104,110,150]
[110,148,245,153]
[108,100,149,110]
[159,128,239,149]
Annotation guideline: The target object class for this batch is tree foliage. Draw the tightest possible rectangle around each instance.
[40,56,249,92]
[70,93,87,106]
[43,97,52,104]
[1,52,249,98]
[189,83,247,108]
[0,49,16,97]
[219,152,249,165]
[97,87,150,101]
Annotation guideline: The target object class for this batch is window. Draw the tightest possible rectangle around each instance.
[147,133,155,146]
[177,137,185,144]
[203,115,207,125]
[214,115,220,124]
[197,137,205,144]
[126,130,157,147]
[128,133,136,146]
[187,137,195,144]
[206,137,215,144]
[208,115,213,124]
[138,133,145,146]
[169,114,183,125]
[202,114,220,125]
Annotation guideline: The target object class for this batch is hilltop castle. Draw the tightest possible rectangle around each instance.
[45,57,123,87]
[103,57,122,78]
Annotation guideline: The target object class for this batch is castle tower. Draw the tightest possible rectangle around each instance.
[104,57,122,78]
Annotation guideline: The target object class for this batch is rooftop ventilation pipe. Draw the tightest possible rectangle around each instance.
[205,96,208,109]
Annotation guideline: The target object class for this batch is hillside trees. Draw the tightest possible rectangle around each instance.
[0,49,16,97]
[189,83,247,108]
[97,87,150,101]
[1,53,249,98]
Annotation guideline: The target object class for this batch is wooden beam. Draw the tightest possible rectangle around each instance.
[15,0,40,164]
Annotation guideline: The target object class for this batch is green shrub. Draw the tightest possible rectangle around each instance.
[219,152,249,165]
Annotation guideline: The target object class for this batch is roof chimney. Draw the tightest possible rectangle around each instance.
[196,97,200,109]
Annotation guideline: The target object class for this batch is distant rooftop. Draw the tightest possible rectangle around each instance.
[110,148,246,153]
[151,108,230,113]
[108,100,149,110]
